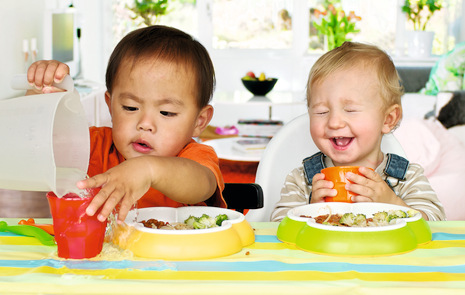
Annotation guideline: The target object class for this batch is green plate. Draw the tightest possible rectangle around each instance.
[277,202,431,256]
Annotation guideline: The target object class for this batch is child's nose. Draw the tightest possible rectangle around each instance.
[137,114,155,132]
[327,112,345,129]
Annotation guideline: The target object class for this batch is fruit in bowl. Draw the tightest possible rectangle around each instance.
[241,71,278,96]
[243,71,256,80]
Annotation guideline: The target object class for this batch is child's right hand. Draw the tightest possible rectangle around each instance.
[26,60,70,94]
[310,173,337,203]
[77,157,155,223]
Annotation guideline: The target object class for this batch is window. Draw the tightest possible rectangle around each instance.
[112,0,463,56]
[211,0,293,49]
[107,0,464,93]
[307,0,462,56]
[307,0,398,53]
[111,0,197,46]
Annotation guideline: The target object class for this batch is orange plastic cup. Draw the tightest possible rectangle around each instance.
[321,166,361,203]
[47,190,107,259]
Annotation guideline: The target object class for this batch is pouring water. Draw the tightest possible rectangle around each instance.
[0,74,90,197]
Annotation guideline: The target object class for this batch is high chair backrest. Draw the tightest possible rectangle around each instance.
[222,183,264,214]
[246,113,407,222]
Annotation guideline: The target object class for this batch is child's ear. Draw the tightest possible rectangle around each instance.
[193,105,214,137]
[382,104,402,134]
[104,91,112,116]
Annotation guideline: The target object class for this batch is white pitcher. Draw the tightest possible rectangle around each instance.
[0,75,90,196]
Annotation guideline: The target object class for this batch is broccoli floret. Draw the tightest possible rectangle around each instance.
[407,209,418,218]
[339,213,356,226]
[197,214,218,228]
[193,221,207,229]
[185,213,228,229]
[387,214,397,222]
[184,215,198,227]
[353,214,367,226]
[215,214,228,226]
[373,211,388,223]
[388,210,407,222]
[393,210,407,218]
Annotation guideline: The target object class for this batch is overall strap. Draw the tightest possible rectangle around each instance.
[302,152,325,204]
[302,152,325,183]
[384,153,409,189]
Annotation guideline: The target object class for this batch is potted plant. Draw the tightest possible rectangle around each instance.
[128,0,170,26]
[401,0,443,57]
[312,4,362,51]
[402,0,442,31]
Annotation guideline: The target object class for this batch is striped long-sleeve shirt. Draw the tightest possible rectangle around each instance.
[271,154,446,222]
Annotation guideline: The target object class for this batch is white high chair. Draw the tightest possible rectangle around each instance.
[245,113,407,222]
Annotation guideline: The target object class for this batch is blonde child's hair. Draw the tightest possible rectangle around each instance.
[307,42,404,114]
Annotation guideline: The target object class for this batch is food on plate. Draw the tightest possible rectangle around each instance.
[141,213,229,230]
[339,213,367,227]
[141,219,193,230]
[300,209,418,227]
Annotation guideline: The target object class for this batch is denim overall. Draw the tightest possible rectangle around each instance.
[302,152,409,202]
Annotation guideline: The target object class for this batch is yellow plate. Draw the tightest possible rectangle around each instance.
[277,202,431,256]
[110,207,254,260]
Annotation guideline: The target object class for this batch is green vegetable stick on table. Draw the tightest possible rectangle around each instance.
[0,221,55,246]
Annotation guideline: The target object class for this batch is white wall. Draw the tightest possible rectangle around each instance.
[0,0,311,97]
[72,0,111,84]
[0,0,108,100]
[210,51,316,94]
[0,0,46,99]
[2,1,457,100]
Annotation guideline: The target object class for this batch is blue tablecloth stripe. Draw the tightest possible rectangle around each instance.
[254,235,280,243]
[432,232,465,241]
[1,259,465,274]
[2,231,464,241]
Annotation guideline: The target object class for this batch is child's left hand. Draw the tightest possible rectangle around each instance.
[345,167,404,205]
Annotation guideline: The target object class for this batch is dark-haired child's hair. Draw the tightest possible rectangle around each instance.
[106,25,215,108]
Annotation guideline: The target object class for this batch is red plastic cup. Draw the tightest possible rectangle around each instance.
[321,166,361,203]
[47,190,107,259]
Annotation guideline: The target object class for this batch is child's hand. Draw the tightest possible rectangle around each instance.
[77,157,154,223]
[26,60,70,94]
[345,167,401,204]
[310,173,337,203]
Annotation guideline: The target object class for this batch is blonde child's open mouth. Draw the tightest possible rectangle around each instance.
[331,137,353,149]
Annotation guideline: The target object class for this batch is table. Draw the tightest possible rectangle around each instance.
[1,219,465,294]
[203,137,263,162]
[202,137,261,183]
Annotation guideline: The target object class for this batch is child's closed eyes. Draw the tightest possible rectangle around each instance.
[123,105,138,111]
[121,105,177,118]
[160,111,177,117]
